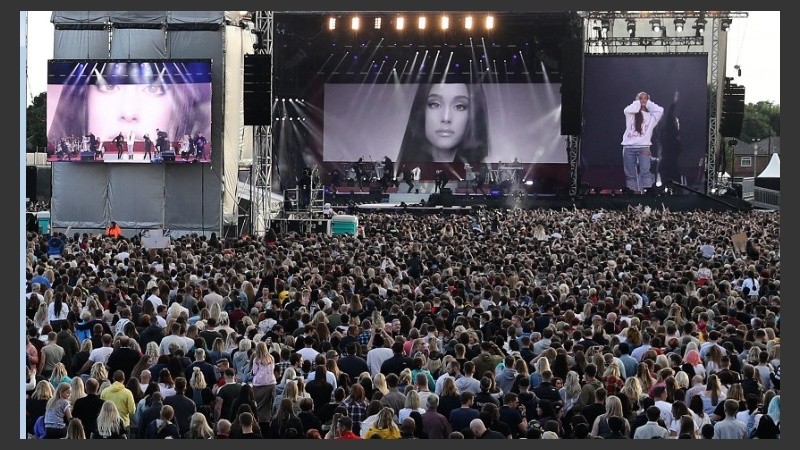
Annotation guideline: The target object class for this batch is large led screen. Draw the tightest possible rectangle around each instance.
[46,60,212,163]
[323,83,566,165]
[580,54,709,191]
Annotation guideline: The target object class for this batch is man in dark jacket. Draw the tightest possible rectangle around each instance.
[138,314,164,348]
[138,392,165,438]
[71,378,105,437]
[163,377,196,435]
[380,341,414,376]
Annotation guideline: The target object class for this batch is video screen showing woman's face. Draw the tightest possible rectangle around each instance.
[87,81,175,143]
[424,83,470,151]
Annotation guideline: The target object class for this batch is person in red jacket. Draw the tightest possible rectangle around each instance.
[106,221,123,239]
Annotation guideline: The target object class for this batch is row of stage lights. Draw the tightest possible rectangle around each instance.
[275,98,306,121]
[328,15,495,31]
[607,16,731,38]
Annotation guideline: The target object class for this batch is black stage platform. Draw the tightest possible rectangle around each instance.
[328,190,751,214]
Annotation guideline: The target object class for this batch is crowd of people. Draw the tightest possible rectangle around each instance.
[23,205,780,439]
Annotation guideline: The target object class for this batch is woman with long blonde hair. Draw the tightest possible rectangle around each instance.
[398,389,425,422]
[89,362,111,391]
[49,362,72,389]
[560,370,582,414]
[65,417,86,439]
[619,376,643,418]
[44,382,73,439]
[208,302,221,322]
[591,395,630,437]
[635,362,656,393]
[69,377,86,405]
[250,340,277,424]
[183,412,214,439]
[26,380,53,435]
[92,400,127,439]
[373,373,389,396]
[364,407,401,439]
[700,374,726,415]
[33,302,49,332]
[242,280,256,307]
[531,355,551,388]
[207,337,227,363]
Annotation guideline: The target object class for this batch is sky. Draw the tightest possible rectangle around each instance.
[23,10,780,106]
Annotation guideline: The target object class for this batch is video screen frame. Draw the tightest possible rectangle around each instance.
[46,59,213,164]
[580,53,709,191]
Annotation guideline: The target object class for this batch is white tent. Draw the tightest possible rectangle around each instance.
[755,153,779,190]
[757,153,780,178]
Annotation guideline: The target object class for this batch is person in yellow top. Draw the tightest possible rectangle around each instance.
[106,221,123,239]
[364,407,401,439]
[99,370,136,430]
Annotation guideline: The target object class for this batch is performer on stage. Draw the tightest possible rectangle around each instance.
[143,134,154,161]
[352,157,364,191]
[434,169,449,193]
[621,91,664,193]
[401,164,414,193]
[155,129,169,156]
[297,167,312,209]
[474,163,489,194]
[114,132,125,159]
[194,132,207,160]
[126,130,135,160]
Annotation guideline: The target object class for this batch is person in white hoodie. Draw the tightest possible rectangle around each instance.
[620,92,664,193]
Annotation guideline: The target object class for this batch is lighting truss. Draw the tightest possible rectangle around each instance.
[583,11,749,20]
[589,36,705,47]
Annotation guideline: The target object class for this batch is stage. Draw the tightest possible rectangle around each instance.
[326,190,752,213]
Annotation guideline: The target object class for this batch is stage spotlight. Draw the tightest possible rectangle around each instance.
[592,21,602,38]
[441,16,449,30]
[486,15,494,30]
[649,19,661,33]
[524,180,534,186]
[465,16,473,30]
[351,17,360,31]
[693,17,707,36]
[674,18,685,32]
[328,17,336,30]
[626,19,636,37]
[418,16,426,30]
[720,18,732,31]
[396,16,405,30]
[374,17,382,29]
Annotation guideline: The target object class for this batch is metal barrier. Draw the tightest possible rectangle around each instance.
[753,187,780,210]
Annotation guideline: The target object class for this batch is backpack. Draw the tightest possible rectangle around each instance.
[33,416,46,439]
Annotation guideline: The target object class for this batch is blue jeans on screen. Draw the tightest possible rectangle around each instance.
[623,146,653,191]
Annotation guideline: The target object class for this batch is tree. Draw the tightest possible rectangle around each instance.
[722,100,779,175]
[740,101,780,143]
[26,92,47,153]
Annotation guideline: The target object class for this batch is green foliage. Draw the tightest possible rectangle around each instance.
[722,100,779,173]
[26,92,47,152]
[739,101,780,143]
